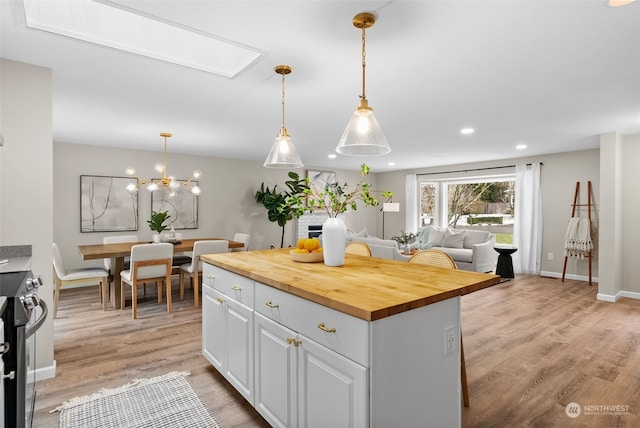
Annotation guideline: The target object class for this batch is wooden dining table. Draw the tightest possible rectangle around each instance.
[78,238,244,309]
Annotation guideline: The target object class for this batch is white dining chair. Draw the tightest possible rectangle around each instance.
[179,240,229,308]
[231,232,250,252]
[103,234,139,279]
[120,243,173,319]
[52,243,109,318]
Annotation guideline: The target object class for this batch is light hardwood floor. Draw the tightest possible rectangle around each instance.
[34,275,640,427]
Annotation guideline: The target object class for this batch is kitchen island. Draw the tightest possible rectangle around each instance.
[201,248,500,428]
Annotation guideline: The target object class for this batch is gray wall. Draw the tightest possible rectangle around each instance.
[53,142,376,270]
[376,150,601,278]
[0,59,54,374]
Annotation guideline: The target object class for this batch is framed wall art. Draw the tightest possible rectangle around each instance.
[80,175,138,232]
[151,181,199,229]
[306,170,336,196]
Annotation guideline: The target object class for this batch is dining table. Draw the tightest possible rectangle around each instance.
[78,238,244,309]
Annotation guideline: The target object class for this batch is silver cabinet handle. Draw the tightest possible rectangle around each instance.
[206,274,215,279]
[0,342,9,355]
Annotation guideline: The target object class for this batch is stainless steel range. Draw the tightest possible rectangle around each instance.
[1,268,47,428]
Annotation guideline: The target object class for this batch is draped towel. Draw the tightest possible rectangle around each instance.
[564,217,592,259]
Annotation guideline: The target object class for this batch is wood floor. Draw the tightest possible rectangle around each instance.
[33,275,640,427]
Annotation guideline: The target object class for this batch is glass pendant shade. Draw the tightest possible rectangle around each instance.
[336,102,390,156]
[264,64,303,169]
[264,129,303,169]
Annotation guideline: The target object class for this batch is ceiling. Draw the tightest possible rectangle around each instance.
[2,0,639,172]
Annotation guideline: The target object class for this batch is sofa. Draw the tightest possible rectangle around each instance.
[412,226,497,272]
[344,226,497,272]
[349,236,411,261]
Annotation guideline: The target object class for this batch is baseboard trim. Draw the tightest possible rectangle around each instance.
[34,360,56,381]
[597,290,640,302]
[539,271,599,283]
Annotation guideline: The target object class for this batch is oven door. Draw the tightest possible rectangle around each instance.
[23,300,47,428]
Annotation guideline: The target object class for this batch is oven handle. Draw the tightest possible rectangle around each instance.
[25,299,48,339]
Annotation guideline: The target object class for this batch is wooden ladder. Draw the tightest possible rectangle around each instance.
[561,181,593,286]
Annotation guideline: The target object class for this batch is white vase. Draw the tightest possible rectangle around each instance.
[322,217,347,267]
[152,233,161,243]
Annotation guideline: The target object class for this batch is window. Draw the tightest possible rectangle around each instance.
[419,175,515,245]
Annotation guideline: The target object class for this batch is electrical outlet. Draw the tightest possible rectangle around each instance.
[548,252,554,260]
[444,325,457,356]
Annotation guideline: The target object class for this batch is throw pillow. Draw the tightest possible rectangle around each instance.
[417,227,431,244]
[346,227,368,240]
[426,226,445,247]
[442,228,465,249]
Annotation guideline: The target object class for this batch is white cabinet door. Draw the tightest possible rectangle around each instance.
[224,296,254,403]
[298,334,368,428]
[254,312,297,428]
[202,283,224,372]
[203,283,254,404]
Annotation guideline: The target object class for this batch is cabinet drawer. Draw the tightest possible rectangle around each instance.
[203,263,254,308]
[255,282,369,367]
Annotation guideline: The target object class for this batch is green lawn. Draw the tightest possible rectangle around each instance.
[495,233,513,245]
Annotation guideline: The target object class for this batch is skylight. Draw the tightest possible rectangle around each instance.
[22,0,262,78]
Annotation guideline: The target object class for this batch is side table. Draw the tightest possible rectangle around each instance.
[494,247,517,278]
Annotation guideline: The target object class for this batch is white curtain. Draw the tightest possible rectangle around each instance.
[513,163,542,274]
[405,174,418,233]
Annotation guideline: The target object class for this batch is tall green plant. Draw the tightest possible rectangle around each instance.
[255,172,308,248]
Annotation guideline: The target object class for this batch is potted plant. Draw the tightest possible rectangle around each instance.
[255,171,309,248]
[284,164,392,266]
[148,210,170,242]
[392,230,417,254]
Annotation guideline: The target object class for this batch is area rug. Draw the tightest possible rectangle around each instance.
[52,371,222,428]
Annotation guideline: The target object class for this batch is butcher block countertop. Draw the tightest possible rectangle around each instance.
[201,248,500,321]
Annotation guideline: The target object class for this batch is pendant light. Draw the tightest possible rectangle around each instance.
[336,12,390,156]
[264,65,303,169]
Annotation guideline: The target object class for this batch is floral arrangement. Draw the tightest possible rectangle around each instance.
[283,164,392,218]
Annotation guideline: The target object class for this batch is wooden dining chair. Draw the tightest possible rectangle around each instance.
[52,243,109,318]
[408,249,469,407]
[345,242,372,256]
[179,240,229,308]
[120,243,173,319]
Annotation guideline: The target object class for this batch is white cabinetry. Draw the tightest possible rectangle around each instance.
[202,261,463,428]
[254,282,368,428]
[202,264,254,404]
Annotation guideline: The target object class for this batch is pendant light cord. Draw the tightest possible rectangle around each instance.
[361,25,367,101]
[281,71,286,131]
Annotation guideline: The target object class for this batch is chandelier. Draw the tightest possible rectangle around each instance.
[336,12,390,156]
[264,64,303,168]
[126,132,202,196]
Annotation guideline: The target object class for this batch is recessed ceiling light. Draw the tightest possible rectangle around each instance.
[388,162,396,166]
[516,144,527,150]
[607,0,636,7]
[328,154,337,159]
[22,0,262,77]
[460,128,474,135]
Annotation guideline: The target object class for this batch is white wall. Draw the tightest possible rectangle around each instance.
[0,59,54,374]
[53,142,374,270]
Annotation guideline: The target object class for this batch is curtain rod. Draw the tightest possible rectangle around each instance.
[416,162,542,177]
